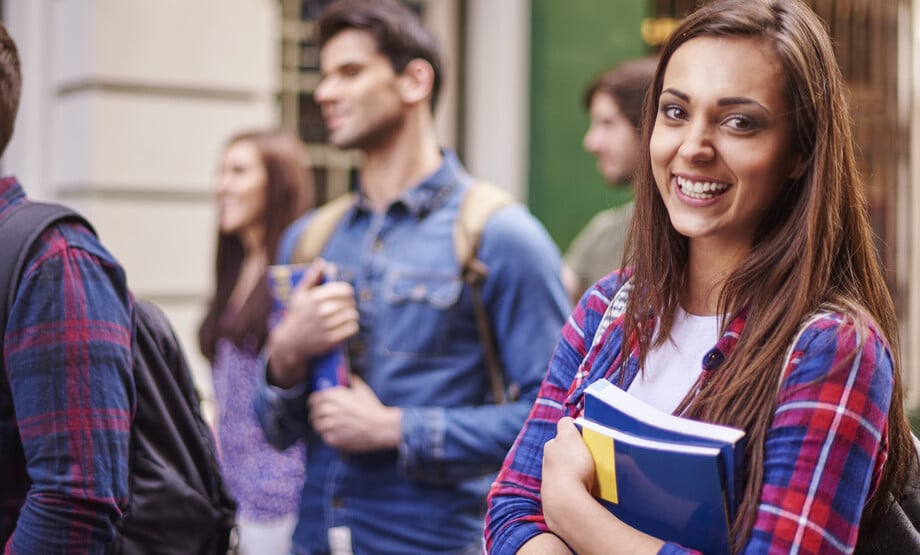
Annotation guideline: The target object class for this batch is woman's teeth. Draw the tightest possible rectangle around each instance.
[677,176,729,199]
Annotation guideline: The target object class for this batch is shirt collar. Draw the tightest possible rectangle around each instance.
[0,176,26,216]
[350,149,468,221]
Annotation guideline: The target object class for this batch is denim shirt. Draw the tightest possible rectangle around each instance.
[254,150,570,554]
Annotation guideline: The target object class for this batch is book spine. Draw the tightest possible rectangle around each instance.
[311,267,349,390]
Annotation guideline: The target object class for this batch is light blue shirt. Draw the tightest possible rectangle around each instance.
[254,150,570,554]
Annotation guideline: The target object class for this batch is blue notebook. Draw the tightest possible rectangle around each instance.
[577,379,746,554]
[582,379,745,518]
[576,418,731,554]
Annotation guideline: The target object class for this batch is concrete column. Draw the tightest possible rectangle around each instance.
[2,0,281,405]
[463,0,530,200]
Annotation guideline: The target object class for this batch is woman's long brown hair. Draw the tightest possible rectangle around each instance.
[198,129,314,361]
[620,0,913,549]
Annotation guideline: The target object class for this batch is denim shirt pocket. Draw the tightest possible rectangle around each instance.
[383,270,462,357]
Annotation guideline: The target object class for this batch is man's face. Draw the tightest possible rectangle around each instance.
[583,92,641,184]
[315,29,406,151]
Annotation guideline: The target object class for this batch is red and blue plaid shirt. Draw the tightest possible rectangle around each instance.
[0,177,134,554]
[485,271,892,554]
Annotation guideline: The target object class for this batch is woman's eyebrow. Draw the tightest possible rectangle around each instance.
[717,97,768,112]
[662,87,770,114]
[661,88,688,101]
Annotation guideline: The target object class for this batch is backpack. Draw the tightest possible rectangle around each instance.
[293,181,518,403]
[0,201,237,555]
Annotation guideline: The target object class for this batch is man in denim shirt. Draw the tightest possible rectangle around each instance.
[253,0,570,553]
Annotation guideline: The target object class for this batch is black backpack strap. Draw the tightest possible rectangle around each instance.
[0,201,95,334]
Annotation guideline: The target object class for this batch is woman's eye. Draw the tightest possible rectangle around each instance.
[725,115,758,131]
[661,104,686,120]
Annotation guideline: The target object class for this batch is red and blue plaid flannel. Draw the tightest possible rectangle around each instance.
[485,270,892,554]
[0,177,134,554]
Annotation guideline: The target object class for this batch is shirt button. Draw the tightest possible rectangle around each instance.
[332,496,345,509]
[702,348,725,370]
[411,284,426,300]
[359,288,373,302]
[373,239,383,251]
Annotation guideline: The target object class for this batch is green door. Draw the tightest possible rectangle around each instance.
[528,0,650,251]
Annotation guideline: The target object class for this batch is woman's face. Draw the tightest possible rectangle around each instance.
[216,139,268,238]
[650,36,802,253]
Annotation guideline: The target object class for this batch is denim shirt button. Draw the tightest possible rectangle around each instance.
[359,288,373,302]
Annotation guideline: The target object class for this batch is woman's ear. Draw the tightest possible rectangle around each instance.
[397,58,436,106]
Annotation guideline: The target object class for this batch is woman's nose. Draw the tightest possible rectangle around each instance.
[677,121,715,164]
[215,173,231,195]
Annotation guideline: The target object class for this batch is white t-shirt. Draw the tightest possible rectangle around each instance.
[626,308,720,414]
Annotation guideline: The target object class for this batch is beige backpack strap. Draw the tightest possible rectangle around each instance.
[292,192,357,265]
[454,180,517,404]
[453,181,516,278]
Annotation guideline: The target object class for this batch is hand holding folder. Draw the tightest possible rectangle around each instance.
[575,379,746,555]
[267,261,352,391]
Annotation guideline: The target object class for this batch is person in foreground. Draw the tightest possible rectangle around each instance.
[562,57,656,303]
[253,0,570,553]
[484,0,914,553]
[198,129,312,554]
[0,23,135,553]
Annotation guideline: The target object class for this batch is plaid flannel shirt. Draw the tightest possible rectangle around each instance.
[0,177,134,554]
[485,270,892,554]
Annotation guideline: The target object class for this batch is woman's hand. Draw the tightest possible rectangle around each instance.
[540,416,665,555]
[541,417,597,535]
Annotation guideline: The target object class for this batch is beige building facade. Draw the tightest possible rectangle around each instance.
[0,0,530,406]
[2,0,920,409]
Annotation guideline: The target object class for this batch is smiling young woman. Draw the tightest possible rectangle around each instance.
[198,129,314,555]
[484,1,914,553]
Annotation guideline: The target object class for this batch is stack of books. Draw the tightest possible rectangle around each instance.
[575,379,746,555]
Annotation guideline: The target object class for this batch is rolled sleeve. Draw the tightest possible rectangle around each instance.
[399,406,446,479]
[252,351,310,450]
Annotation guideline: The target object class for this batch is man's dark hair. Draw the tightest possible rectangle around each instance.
[0,24,21,157]
[317,0,444,110]
[582,57,657,130]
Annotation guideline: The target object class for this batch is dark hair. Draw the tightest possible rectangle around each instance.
[198,129,314,361]
[623,0,911,548]
[317,0,444,110]
[0,23,22,157]
[582,57,657,130]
